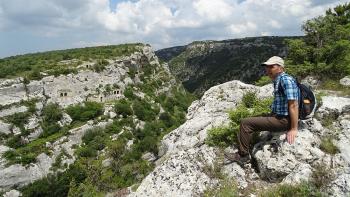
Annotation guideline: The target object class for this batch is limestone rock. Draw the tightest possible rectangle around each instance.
[0,83,27,106]
[126,140,134,150]
[129,146,217,197]
[0,106,28,118]
[318,96,350,116]
[58,113,72,127]
[282,163,312,184]
[301,76,320,88]
[0,120,12,135]
[141,152,157,163]
[11,126,21,136]
[3,189,21,197]
[24,115,39,130]
[340,76,350,87]
[254,129,323,182]
[327,172,350,197]
[27,127,43,141]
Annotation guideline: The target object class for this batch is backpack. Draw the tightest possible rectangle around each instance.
[278,77,317,120]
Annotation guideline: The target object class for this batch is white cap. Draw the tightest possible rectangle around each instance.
[261,56,285,67]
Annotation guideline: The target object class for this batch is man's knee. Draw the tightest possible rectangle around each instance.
[240,117,253,127]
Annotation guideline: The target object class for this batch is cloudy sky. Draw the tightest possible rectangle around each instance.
[0,0,347,58]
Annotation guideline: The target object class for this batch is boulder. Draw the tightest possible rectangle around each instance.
[58,113,72,127]
[129,146,217,197]
[340,76,350,87]
[141,152,157,163]
[253,129,324,182]
[24,115,39,130]
[3,189,21,197]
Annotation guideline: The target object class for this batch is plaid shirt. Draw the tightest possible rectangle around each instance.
[271,72,300,116]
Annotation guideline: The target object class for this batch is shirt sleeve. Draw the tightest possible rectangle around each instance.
[281,77,299,101]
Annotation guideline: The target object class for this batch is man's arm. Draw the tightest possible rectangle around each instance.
[287,100,298,144]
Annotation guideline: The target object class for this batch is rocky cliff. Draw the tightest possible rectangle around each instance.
[128,80,350,197]
[156,36,301,95]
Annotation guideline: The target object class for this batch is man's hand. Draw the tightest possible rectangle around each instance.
[287,129,298,144]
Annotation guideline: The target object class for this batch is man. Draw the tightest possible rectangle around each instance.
[225,56,300,166]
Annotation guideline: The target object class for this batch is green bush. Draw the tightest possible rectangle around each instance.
[66,102,103,122]
[205,126,233,148]
[42,103,63,122]
[114,99,133,118]
[242,91,258,108]
[255,76,272,86]
[132,99,158,121]
[259,182,322,197]
[6,112,31,129]
[6,135,24,148]
[124,86,135,100]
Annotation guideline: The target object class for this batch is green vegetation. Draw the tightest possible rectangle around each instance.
[320,136,339,155]
[114,99,133,118]
[19,82,195,196]
[255,76,272,86]
[286,3,350,81]
[41,103,63,137]
[206,92,272,147]
[66,102,103,123]
[0,44,142,79]
[259,182,322,197]
[203,179,239,197]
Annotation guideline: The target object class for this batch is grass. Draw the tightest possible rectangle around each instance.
[319,136,339,155]
[3,128,69,165]
[259,182,323,197]
[203,178,239,197]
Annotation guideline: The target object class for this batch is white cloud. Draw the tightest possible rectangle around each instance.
[193,0,234,22]
[0,0,349,57]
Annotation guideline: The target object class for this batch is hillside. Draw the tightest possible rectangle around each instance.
[156,36,301,95]
[0,45,195,196]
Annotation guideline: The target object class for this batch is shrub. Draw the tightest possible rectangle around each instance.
[66,102,103,122]
[124,86,135,100]
[6,112,31,128]
[206,126,233,148]
[42,103,63,122]
[114,99,133,118]
[255,76,272,86]
[132,99,158,121]
[41,122,61,137]
[6,135,24,148]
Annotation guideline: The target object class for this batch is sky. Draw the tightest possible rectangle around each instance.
[0,0,348,58]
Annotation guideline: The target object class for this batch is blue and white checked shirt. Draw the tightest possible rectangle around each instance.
[271,72,300,116]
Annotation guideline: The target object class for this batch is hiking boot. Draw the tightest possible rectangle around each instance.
[224,152,251,166]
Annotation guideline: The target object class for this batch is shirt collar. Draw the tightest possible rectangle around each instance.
[273,72,285,84]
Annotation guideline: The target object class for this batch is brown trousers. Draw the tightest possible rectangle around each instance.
[238,114,290,155]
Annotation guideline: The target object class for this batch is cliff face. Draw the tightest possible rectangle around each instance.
[128,80,350,197]
[156,36,300,95]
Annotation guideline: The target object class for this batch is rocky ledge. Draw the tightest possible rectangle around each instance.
[128,81,350,197]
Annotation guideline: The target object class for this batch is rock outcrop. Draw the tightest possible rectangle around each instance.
[129,81,350,197]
